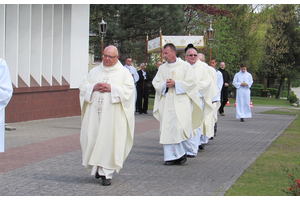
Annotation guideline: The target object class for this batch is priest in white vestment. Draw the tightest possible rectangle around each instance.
[123,57,139,105]
[197,54,220,147]
[152,43,202,165]
[184,45,213,156]
[210,57,224,138]
[79,45,135,186]
[233,63,253,122]
[0,58,13,153]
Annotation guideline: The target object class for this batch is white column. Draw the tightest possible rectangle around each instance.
[52,4,63,85]
[42,4,53,86]
[18,4,31,87]
[5,4,19,87]
[69,4,90,89]
[62,4,71,85]
[0,4,5,58]
[30,4,43,86]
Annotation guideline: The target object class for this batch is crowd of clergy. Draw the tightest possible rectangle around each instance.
[152,43,253,165]
[78,43,253,186]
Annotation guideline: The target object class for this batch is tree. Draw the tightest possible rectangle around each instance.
[89,4,185,65]
[264,4,300,98]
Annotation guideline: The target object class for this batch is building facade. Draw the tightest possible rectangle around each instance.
[1,4,90,123]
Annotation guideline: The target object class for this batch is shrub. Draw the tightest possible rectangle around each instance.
[252,84,264,89]
[288,93,298,103]
[281,91,288,97]
[267,88,278,96]
[282,162,300,196]
[250,87,261,97]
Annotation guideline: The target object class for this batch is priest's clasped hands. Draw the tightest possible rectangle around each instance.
[166,79,175,88]
[93,82,111,93]
[241,82,248,87]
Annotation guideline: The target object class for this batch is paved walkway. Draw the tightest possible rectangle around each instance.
[0,105,297,196]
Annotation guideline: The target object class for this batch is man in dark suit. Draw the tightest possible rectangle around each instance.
[137,63,150,114]
[218,62,230,116]
[151,60,162,81]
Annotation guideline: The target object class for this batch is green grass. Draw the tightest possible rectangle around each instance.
[228,96,293,107]
[224,108,300,196]
[148,95,299,195]
[148,96,294,110]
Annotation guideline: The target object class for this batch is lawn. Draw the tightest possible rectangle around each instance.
[147,95,300,195]
[228,96,293,107]
[148,96,295,110]
[225,108,300,196]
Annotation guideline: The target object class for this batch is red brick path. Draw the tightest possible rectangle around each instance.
[0,119,159,174]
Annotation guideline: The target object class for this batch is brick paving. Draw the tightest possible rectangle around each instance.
[0,105,296,196]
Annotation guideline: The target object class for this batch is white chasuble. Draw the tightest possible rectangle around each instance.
[0,59,13,153]
[233,70,253,119]
[152,58,202,145]
[79,60,135,173]
[191,60,214,123]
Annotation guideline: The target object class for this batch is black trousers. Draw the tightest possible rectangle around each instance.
[137,86,149,113]
[219,88,228,114]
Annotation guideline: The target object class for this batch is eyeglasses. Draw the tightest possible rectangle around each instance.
[187,54,198,57]
[103,54,118,59]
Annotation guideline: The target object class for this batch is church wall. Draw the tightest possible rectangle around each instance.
[1,4,89,123]
[5,87,81,123]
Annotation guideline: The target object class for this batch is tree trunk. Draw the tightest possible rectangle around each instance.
[287,78,292,99]
[276,78,284,99]
[267,78,275,88]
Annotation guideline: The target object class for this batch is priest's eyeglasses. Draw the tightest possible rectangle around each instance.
[187,54,198,57]
[103,54,118,59]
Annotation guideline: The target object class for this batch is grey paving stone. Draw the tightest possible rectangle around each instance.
[0,106,297,196]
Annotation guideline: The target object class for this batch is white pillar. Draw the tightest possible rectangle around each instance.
[5,4,19,87]
[62,4,71,85]
[69,4,89,89]
[18,4,31,87]
[30,4,43,86]
[42,4,53,86]
[52,4,63,85]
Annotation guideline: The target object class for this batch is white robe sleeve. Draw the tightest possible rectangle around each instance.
[110,85,121,103]
[233,73,241,89]
[0,59,13,110]
[133,68,139,83]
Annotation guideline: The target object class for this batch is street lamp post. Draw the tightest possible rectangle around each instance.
[206,18,215,66]
[98,18,107,61]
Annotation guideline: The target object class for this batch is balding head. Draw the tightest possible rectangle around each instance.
[197,53,205,62]
[220,62,225,70]
[103,45,119,67]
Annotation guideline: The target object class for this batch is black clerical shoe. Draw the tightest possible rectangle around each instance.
[164,154,187,165]
[164,160,175,165]
[241,118,244,122]
[100,176,111,186]
[187,155,195,158]
[175,154,187,165]
[209,137,214,140]
[139,111,143,114]
[198,144,205,151]
[143,111,148,114]
[95,171,101,179]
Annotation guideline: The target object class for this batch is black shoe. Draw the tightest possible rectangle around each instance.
[241,118,244,122]
[164,160,175,165]
[187,155,195,158]
[101,176,111,186]
[143,111,148,114]
[198,144,205,150]
[176,154,187,165]
[139,112,143,114]
[164,154,187,165]
[209,137,213,140]
[95,171,101,179]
